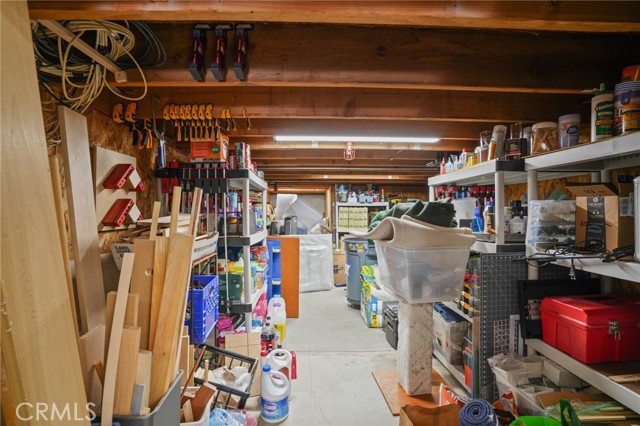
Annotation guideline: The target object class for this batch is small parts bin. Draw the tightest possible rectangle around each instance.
[383,305,398,350]
[540,295,640,364]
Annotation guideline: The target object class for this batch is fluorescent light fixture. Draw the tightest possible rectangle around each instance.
[273,135,440,144]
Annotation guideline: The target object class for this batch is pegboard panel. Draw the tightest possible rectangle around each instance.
[479,252,528,401]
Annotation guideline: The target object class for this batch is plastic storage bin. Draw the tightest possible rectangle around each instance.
[432,303,468,365]
[98,371,182,426]
[185,275,219,345]
[374,241,470,303]
[526,200,576,248]
[540,295,640,364]
[383,305,398,349]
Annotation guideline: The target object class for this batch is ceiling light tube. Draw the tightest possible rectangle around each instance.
[273,135,440,144]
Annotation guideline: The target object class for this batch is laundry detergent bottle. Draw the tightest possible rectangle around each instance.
[260,364,290,423]
[268,294,287,344]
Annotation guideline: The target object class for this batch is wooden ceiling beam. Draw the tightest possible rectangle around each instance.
[28,2,640,32]
[249,148,438,161]
[136,87,589,123]
[257,159,434,168]
[264,174,431,184]
[100,23,636,92]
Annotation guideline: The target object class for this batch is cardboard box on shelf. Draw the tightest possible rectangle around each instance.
[333,250,346,285]
[190,132,229,162]
[567,182,634,252]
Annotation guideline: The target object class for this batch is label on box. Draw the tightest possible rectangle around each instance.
[585,196,606,243]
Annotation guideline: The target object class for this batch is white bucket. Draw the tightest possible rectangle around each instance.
[558,114,581,148]
[260,365,290,423]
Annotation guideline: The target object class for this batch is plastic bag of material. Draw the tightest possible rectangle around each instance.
[210,408,246,426]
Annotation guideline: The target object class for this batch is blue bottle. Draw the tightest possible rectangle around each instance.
[471,207,484,233]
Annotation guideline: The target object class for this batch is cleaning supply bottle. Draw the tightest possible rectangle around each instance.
[266,349,293,382]
[440,158,446,175]
[459,148,468,168]
[483,201,495,234]
[591,83,614,142]
[445,156,454,173]
[268,294,287,345]
[260,365,290,423]
[471,207,484,233]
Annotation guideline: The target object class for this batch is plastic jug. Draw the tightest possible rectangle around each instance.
[268,294,287,344]
[260,365,290,423]
[266,349,293,381]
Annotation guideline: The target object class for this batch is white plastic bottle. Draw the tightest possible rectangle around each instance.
[591,83,614,142]
[268,294,287,345]
[267,349,293,381]
[260,365,290,423]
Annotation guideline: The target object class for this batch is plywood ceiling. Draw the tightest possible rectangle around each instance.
[29,1,640,187]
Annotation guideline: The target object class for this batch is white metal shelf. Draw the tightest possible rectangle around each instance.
[336,227,369,234]
[526,339,640,413]
[442,301,474,324]
[335,202,389,207]
[433,350,470,393]
[531,250,640,283]
[525,131,640,173]
[219,229,268,247]
[227,169,269,191]
[428,159,525,187]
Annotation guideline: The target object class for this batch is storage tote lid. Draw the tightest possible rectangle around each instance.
[540,295,640,326]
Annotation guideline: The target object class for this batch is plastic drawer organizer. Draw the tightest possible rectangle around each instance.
[375,241,470,303]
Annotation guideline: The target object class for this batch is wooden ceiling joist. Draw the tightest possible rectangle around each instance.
[100,22,637,94]
[28,1,640,33]
[136,87,589,124]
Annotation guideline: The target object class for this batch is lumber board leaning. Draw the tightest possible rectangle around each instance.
[104,291,116,363]
[149,201,161,241]
[180,335,190,387]
[149,236,168,349]
[78,325,105,413]
[49,154,80,341]
[1,1,89,423]
[125,293,139,327]
[131,239,155,350]
[59,105,106,333]
[135,350,152,412]
[113,326,141,415]
[149,233,195,408]
[101,253,135,426]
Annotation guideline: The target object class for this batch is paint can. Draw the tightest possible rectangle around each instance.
[245,144,252,169]
[622,65,640,82]
[591,83,614,141]
[614,81,640,135]
[235,142,247,169]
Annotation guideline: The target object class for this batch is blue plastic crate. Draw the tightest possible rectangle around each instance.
[185,275,219,344]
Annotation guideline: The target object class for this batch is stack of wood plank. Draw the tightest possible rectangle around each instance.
[99,186,203,425]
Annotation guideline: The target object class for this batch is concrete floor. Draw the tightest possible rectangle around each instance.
[245,287,464,426]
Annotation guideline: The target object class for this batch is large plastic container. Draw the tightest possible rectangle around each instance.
[103,371,182,426]
[374,241,470,303]
[260,365,290,424]
[345,237,368,306]
[540,295,640,364]
[267,294,287,344]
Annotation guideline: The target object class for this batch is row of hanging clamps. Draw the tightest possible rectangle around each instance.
[190,23,253,82]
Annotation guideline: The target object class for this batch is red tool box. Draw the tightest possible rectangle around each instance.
[540,295,640,364]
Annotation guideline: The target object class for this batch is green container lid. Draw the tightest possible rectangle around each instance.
[510,417,562,426]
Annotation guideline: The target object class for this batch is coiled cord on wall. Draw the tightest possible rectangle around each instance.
[32,20,165,142]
